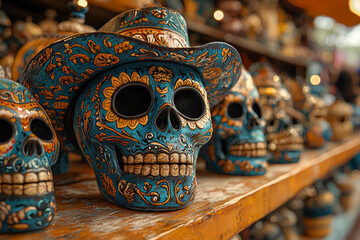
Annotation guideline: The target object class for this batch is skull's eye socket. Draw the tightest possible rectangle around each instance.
[266,117,279,133]
[292,117,299,125]
[252,102,262,118]
[113,84,153,118]
[173,87,205,120]
[227,102,244,119]
[0,118,15,144]
[30,118,54,141]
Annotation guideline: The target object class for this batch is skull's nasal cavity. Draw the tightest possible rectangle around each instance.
[23,139,43,157]
[155,107,181,131]
[248,117,260,130]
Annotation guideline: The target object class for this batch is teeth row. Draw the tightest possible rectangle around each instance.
[268,143,304,151]
[123,153,194,165]
[123,164,193,177]
[267,132,302,142]
[230,149,267,157]
[230,142,267,151]
[269,136,304,145]
[0,171,53,184]
[0,181,54,196]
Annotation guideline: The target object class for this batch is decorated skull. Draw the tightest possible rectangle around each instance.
[74,61,213,210]
[326,99,353,141]
[0,77,59,233]
[200,67,267,175]
[283,76,332,148]
[18,7,242,210]
[250,62,303,163]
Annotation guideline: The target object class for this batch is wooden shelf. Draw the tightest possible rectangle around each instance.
[3,134,360,240]
[186,19,309,73]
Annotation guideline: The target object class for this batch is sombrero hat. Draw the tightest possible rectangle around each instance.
[18,7,242,152]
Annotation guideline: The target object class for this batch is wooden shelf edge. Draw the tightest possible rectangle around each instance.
[2,134,360,240]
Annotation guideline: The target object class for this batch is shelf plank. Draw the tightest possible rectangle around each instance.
[3,134,360,240]
[186,19,309,68]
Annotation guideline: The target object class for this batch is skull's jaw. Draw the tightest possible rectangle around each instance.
[92,148,197,211]
[267,129,304,163]
[0,193,55,233]
[267,150,302,164]
[203,140,268,176]
[97,173,196,211]
[330,122,353,141]
[305,121,332,148]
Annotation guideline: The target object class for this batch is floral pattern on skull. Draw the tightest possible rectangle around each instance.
[200,67,268,175]
[0,78,59,233]
[74,61,213,210]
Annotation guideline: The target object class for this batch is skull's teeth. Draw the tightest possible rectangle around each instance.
[123,153,194,165]
[229,142,267,157]
[124,164,194,176]
[0,171,54,196]
[267,136,304,151]
[122,153,194,176]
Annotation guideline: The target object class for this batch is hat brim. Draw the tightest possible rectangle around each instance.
[19,32,241,149]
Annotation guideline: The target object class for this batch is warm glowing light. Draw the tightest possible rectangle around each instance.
[273,75,280,82]
[77,0,88,8]
[349,0,360,17]
[310,75,321,85]
[213,10,224,21]
[259,87,277,96]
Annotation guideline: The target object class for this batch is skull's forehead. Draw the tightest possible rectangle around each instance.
[328,101,353,117]
[91,61,206,99]
[0,101,48,121]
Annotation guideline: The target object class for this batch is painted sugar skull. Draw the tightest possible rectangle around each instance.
[250,62,303,163]
[201,67,267,175]
[326,99,353,141]
[283,77,332,148]
[0,78,59,233]
[75,62,212,210]
[19,7,242,210]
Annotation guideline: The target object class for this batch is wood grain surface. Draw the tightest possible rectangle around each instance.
[2,134,360,240]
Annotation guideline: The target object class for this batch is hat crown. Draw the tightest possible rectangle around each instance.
[99,7,190,48]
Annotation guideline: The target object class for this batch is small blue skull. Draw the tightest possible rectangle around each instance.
[201,68,268,175]
[0,78,59,233]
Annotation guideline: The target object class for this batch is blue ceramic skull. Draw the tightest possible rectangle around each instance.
[0,78,59,233]
[74,61,213,210]
[283,77,332,148]
[200,67,268,175]
[250,62,303,163]
[18,7,242,210]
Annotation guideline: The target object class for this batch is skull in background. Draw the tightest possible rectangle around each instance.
[283,76,332,148]
[200,67,267,175]
[0,78,59,233]
[74,61,213,210]
[250,62,303,163]
[326,99,353,141]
